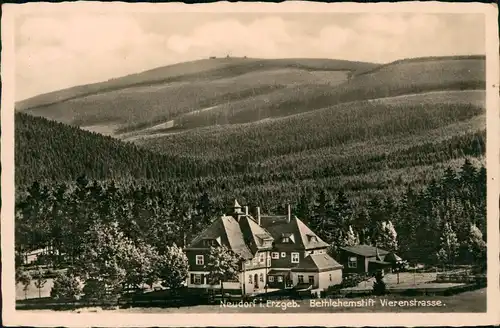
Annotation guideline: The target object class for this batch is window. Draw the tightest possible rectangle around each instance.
[260,273,264,282]
[267,258,271,267]
[291,252,300,263]
[281,252,286,258]
[298,275,304,284]
[253,257,258,265]
[259,253,265,263]
[248,275,253,284]
[269,276,275,282]
[271,252,279,259]
[282,237,290,243]
[348,256,357,268]
[194,274,203,285]
[308,275,314,285]
[329,273,332,281]
[277,276,283,282]
[196,255,204,265]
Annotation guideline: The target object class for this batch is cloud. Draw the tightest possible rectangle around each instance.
[166,17,294,57]
[16,14,172,100]
[15,13,485,100]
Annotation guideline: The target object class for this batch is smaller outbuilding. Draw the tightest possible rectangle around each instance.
[338,245,402,274]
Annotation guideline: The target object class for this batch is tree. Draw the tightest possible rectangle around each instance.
[436,222,459,268]
[341,225,359,247]
[123,243,159,290]
[17,270,32,300]
[76,221,133,300]
[374,221,398,251]
[51,271,82,302]
[157,244,189,290]
[204,246,241,302]
[328,225,358,259]
[32,267,47,298]
[466,224,486,267]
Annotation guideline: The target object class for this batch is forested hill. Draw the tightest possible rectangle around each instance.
[16,106,485,210]
[15,112,202,187]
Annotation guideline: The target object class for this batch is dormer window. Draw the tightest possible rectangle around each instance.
[281,233,295,243]
[307,234,318,243]
[203,238,220,247]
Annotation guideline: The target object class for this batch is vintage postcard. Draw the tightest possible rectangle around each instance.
[1,1,499,327]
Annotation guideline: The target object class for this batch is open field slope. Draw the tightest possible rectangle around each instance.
[17,56,484,137]
[167,56,485,132]
[17,57,375,126]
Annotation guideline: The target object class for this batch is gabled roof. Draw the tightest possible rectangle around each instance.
[291,253,343,271]
[384,252,404,263]
[237,214,274,254]
[261,215,329,250]
[340,245,390,258]
[187,216,253,259]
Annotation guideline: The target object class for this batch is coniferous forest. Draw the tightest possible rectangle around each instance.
[15,110,486,267]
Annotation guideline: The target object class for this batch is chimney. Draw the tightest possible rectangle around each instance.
[257,207,261,226]
[245,206,248,215]
[287,204,291,223]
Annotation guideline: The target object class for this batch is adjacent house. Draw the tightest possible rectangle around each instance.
[184,200,343,295]
[338,244,402,274]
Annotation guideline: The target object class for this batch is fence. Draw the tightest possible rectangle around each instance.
[436,272,486,285]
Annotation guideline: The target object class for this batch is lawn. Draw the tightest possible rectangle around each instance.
[107,288,485,313]
[18,288,487,313]
[16,279,54,300]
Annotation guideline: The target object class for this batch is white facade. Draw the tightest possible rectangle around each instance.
[187,268,271,294]
[318,270,342,289]
[290,269,342,290]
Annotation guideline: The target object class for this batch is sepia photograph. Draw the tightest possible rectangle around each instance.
[1,1,499,327]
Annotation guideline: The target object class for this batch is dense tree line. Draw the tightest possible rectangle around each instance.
[16,159,485,269]
[16,109,485,209]
[303,160,487,267]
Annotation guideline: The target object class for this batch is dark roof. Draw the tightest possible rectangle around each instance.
[368,259,391,265]
[237,214,274,254]
[291,253,343,271]
[261,215,329,250]
[384,252,404,263]
[340,245,390,258]
[186,216,253,259]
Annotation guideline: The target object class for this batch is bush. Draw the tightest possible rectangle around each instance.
[372,271,386,295]
[82,279,108,302]
[341,273,367,288]
[51,271,82,302]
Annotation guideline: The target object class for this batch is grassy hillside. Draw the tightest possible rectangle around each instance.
[17,56,484,138]
[17,57,374,110]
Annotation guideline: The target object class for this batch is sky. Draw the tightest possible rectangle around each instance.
[15,12,485,101]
